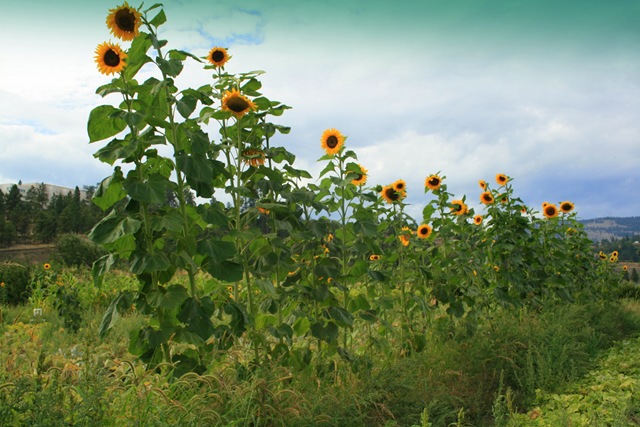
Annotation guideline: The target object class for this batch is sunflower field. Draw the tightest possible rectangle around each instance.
[1,3,638,426]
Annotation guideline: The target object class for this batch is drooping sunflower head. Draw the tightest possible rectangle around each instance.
[351,164,368,186]
[207,47,229,67]
[417,224,432,239]
[320,128,345,156]
[478,179,488,190]
[222,88,256,119]
[106,2,142,41]
[599,251,607,260]
[95,41,127,75]
[380,185,403,204]
[560,201,574,213]
[495,173,509,186]
[425,175,442,191]
[543,203,558,219]
[480,191,494,205]
[241,148,266,167]
[450,199,468,216]
[473,214,483,225]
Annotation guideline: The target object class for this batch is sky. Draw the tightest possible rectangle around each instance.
[1,0,639,221]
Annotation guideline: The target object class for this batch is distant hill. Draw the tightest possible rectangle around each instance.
[580,217,640,242]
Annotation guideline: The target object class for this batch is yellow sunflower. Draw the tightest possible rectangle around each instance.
[425,175,442,191]
[610,255,618,263]
[501,196,508,204]
[94,42,127,75]
[320,128,345,156]
[44,263,51,270]
[351,164,368,186]
[623,265,628,272]
[222,88,256,118]
[543,203,558,218]
[612,251,619,258]
[398,227,412,247]
[495,173,509,186]
[416,224,432,239]
[258,207,270,215]
[369,254,381,261]
[207,47,229,67]
[393,179,407,193]
[598,251,607,260]
[242,149,266,167]
[106,2,142,41]
[380,185,403,204]
[560,201,574,213]
[478,179,487,190]
[473,214,483,225]
[450,199,468,216]
[479,191,494,205]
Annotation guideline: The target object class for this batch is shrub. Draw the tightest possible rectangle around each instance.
[0,262,30,305]
[55,233,106,267]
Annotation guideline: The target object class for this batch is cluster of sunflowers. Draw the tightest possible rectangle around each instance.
[599,250,620,263]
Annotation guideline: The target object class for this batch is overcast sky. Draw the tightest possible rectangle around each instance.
[1,0,639,220]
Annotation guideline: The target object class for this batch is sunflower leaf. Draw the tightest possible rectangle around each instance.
[149,9,167,27]
[88,105,127,143]
[124,34,153,80]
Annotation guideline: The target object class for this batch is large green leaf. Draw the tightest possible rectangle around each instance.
[123,173,168,203]
[88,105,127,143]
[310,320,339,343]
[92,169,127,211]
[89,211,141,245]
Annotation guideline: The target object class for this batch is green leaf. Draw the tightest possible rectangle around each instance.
[310,320,339,343]
[159,284,190,310]
[293,317,311,337]
[92,169,127,211]
[89,211,141,245]
[123,173,168,203]
[176,94,198,119]
[88,105,127,142]
[124,33,153,80]
[157,57,184,77]
[149,9,167,27]
[327,306,354,328]
[99,290,134,339]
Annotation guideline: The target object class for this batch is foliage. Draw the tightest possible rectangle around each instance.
[0,262,30,305]
[55,233,107,267]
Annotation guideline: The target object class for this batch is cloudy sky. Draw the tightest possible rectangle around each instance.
[1,0,639,220]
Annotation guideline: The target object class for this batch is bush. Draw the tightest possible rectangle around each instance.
[55,233,107,267]
[0,262,30,305]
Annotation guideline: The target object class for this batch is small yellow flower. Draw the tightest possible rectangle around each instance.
[207,47,229,67]
[258,207,270,215]
[398,226,412,247]
[543,203,558,219]
[473,214,483,225]
[43,263,51,270]
[493,265,500,272]
[495,173,509,186]
[559,201,574,213]
[425,174,442,191]
[369,254,381,261]
[623,265,628,272]
[0,282,4,288]
[478,179,487,190]
[416,224,432,239]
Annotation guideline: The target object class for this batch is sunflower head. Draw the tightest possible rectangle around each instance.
[207,47,229,67]
[106,2,142,41]
[369,254,381,261]
[417,224,432,239]
[612,251,619,258]
[380,185,403,204]
[425,175,442,191]
[398,227,412,247]
[257,207,270,215]
[320,129,345,156]
[242,149,266,167]
[393,179,407,193]
[450,199,468,216]
[610,255,618,263]
[95,42,127,75]
[351,164,368,186]
[222,88,256,118]
[599,251,607,260]
[560,201,574,213]
[495,173,509,186]
[43,263,51,270]
[473,214,483,225]
[480,191,494,205]
[623,265,628,272]
[478,179,488,190]
[543,203,558,218]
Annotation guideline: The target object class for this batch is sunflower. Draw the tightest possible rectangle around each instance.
[106,2,142,41]
[450,199,468,216]
[599,251,607,260]
[43,263,51,270]
[623,265,628,272]
[500,196,508,204]
[478,179,488,190]
[542,201,549,208]
[473,214,483,225]
[398,227,412,247]
[543,203,558,218]
[94,42,127,75]
[425,175,442,191]
[495,173,509,186]
[207,47,229,67]
[417,224,432,239]
[221,88,256,118]
[393,179,407,193]
[380,185,403,204]
[351,164,368,186]
[320,128,345,156]
[480,191,494,205]
[612,251,619,258]
[610,255,618,263]
[258,207,270,215]
[242,149,265,167]
[560,201,574,213]
[369,254,381,261]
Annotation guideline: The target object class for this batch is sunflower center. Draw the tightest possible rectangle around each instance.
[420,228,428,235]
[429,178,439,186]
[354,174,363,181]
[227,96,250,113]
[326,135,339,149]
[385,187,399,201]
[115,9,136,32]
[104,49,121,67]
[211,50,225,63]
[453,203,462,212]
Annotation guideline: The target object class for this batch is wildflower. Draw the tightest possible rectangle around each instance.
[495,173,509,186]
[94,42,127,75]
[425,174,442,191]
[478,179,487,190]
[320,128,345,156]
[416,224,432,239]
[207,47,229,67]
[560,201,574,213]
[351,164,368,186]
[242,148,266,167]
[106,2,141,41]
[479,191,494,205]
[221,88,256,118]
[450,199,468,216]
[473,214,483,225]
[369,254,381,261]
[542,203,558,218]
